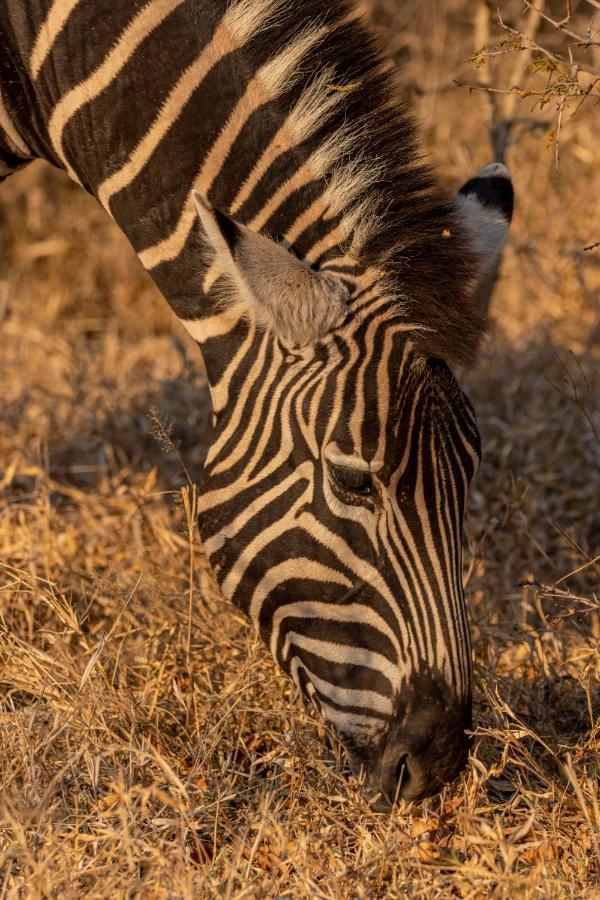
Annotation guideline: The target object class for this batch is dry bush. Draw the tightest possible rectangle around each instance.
[0,2,599,897]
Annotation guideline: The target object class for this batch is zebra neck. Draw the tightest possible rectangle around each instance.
[1,0,368,396]
[0,17,33,182]
[1,0,481,378]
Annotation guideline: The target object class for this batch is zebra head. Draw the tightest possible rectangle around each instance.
[192,164,513,806]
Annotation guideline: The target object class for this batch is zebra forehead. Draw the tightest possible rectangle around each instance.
[309,336,459,410]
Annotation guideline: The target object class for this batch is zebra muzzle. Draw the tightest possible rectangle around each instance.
[347,675,472,808]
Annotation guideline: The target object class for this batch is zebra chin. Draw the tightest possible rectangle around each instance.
[325,670,472,808]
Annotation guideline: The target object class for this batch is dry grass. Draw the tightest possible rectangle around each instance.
[1,2,599,897]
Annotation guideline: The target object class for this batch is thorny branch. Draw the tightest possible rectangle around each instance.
[522,0,600,46]
[465,0,600,169]
[497,10,600,77]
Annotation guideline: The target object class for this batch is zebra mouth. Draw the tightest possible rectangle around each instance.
[341,674,472,806]
[348,745,429,807]
[349,736,466,808]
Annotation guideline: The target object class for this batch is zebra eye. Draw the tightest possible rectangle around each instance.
[330,465,373,497]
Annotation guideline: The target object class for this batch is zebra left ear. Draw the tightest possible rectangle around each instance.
[454,162,514,314]
[192,191,349,347]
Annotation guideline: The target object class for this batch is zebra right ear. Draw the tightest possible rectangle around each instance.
[454,163,514,315]
[192,191,349,348]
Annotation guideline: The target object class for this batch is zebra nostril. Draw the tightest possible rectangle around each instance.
[397,752,427,800]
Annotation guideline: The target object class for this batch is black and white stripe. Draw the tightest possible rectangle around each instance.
[0,0,513,804]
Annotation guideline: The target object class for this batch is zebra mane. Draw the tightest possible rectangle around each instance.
[221,0,484,366]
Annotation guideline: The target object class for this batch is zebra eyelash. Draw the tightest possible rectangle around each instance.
[329,464,374,498]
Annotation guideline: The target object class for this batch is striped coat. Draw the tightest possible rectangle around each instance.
[0,0,513,805]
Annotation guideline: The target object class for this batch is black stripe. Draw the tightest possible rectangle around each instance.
[458,175,514,222]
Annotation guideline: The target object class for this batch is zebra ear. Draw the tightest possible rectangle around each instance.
[454,163,514,314]
[192,191,349,347]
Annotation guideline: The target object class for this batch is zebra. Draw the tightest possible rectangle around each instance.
[0,0,513,807]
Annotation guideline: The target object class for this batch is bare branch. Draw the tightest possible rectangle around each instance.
[504,0,547,117]
[497,8,600,76]
[523,0,600,46]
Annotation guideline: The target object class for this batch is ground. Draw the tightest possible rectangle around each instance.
[0,2,599,897]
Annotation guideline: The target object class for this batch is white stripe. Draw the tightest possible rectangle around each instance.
[414,423,458,681]
[47,0,184,179]
[319,702,389,737]
[377,501,429,665]
[248,559,351,626]
[203,330,273,469]
[209,319,257,414]
[213,481,314,601]
[96,0,285,210]
[139,25,328,270]
[0,89,30,158]
[180,310,242,343]
[30,0,83,79]
[290,659,393,716]
[237,358,318,480]
[202,462,312,558]
[292,361,328,460]
[270,600,402,665]
[207,350,318,488]
[295,511,413,651]
[282,632,403,691]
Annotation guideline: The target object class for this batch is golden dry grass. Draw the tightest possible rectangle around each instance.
[0,2,599,897]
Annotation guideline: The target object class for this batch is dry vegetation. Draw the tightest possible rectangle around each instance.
[1,1,599,897]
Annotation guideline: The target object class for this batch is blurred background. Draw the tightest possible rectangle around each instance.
[0,1,598,895]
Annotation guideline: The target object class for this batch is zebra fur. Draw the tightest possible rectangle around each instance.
[0,0,513,804]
